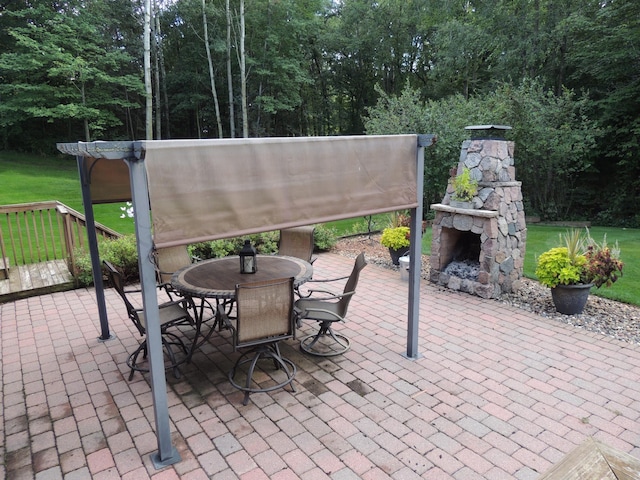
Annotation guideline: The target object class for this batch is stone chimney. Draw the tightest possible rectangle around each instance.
[429,125,527,299]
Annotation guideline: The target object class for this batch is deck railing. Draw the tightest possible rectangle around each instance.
[0,201,121,279]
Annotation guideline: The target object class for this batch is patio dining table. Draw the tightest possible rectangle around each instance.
[170,255,313,347]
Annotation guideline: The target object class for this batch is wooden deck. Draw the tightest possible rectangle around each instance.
[0,259,75,303]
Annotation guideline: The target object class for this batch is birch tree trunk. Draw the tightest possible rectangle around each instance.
[155,0,171,138]
[144,0,153,139]
[202,0,223,138]
[153,0,161,139]
[240,0,248,137]
[226,0,235,138]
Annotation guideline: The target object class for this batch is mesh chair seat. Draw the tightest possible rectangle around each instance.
[227,277,296,405]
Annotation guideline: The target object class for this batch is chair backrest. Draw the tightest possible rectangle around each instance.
[278,226,315,262]
[234,277,295,348]
[103,260,144,334]
[337,252,367,317]
[155,245,192,283]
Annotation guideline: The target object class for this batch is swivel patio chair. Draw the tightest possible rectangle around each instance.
[278,226,316,264]
[227,277,297,405]
[295,252,366,356]
[103,260,196,380]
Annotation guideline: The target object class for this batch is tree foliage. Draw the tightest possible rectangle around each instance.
[364,79,600,218]
[0,1,143,150]
[0,0,638,224]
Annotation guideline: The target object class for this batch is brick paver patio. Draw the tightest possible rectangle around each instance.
[2,252,640,479]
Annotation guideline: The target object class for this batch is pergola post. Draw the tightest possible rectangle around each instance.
[126,157,180,468]
[406,135,429,358]
[77,156,112,341]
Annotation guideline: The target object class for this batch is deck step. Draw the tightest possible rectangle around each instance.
[0,259,75,303]
[1,257,9,280]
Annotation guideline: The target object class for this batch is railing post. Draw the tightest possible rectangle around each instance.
[0,223,8,279]
[57,204,75,272]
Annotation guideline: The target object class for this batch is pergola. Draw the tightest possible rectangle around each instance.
[57,134,435,468]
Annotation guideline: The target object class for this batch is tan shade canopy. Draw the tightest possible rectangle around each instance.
[84,157,131,204]
[143,135,420,248]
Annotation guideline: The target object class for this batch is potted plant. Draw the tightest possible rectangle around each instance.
[380,225,411,265]
[535,229,623,315]
[450,167,478,209]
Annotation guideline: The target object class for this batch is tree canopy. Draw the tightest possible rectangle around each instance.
[0,0,638,225]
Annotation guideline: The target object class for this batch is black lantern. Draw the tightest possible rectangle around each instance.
[239,239,257,274]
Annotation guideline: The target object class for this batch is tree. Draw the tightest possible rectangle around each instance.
[0,1,143,150]
[564,0,640,224]
[364,80,599,218]
[226,0,236,137]
[144,0,153,139]
[201,0,223,138]
[431,19,495,98]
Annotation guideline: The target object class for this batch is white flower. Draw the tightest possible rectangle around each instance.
[119,202,134,219]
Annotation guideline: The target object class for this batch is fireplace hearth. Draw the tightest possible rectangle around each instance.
[429,126,527,299]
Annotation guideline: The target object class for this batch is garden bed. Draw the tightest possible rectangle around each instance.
[332,234,640,345]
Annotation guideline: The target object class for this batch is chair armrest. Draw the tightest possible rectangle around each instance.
[296,275,349,297]
[303,275,350,284]
[299,290,355,302]
[303,287,336,297]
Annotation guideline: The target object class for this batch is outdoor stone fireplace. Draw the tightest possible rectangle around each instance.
[429,125,527,298]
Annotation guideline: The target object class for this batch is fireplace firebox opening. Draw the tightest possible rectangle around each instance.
[440,228,481,280]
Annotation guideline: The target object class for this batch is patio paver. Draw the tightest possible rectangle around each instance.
[2,252,640,479]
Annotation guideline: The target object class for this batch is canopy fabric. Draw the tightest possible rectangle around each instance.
[143,135,419,248]
[84,157,131,204]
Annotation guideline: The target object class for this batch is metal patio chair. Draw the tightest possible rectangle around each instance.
[278,226,316,264]
[227,277,297,405]
[154,245,222,328]
[103,260,196,380]
[295,252,367,356]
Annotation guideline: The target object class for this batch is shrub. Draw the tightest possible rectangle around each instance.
[380,226,411,250]
[190,231,280,260]
[535,229,623,289]
[313,224,338,251]
[73,246,95,287]
[73,227,337,286]
[73,234,139,286]
[100,234,139,282]
[535,247,586,288]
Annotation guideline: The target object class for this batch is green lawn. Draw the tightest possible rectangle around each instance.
[0,151,137,234]
[3,151,638,306]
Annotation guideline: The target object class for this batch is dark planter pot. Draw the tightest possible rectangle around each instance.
[551,283,593,315]
[388,247,409,266]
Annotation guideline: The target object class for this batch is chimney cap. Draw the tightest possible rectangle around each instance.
[465,124,512,131]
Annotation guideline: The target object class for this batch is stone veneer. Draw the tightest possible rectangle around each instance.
[429,137,527,299]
